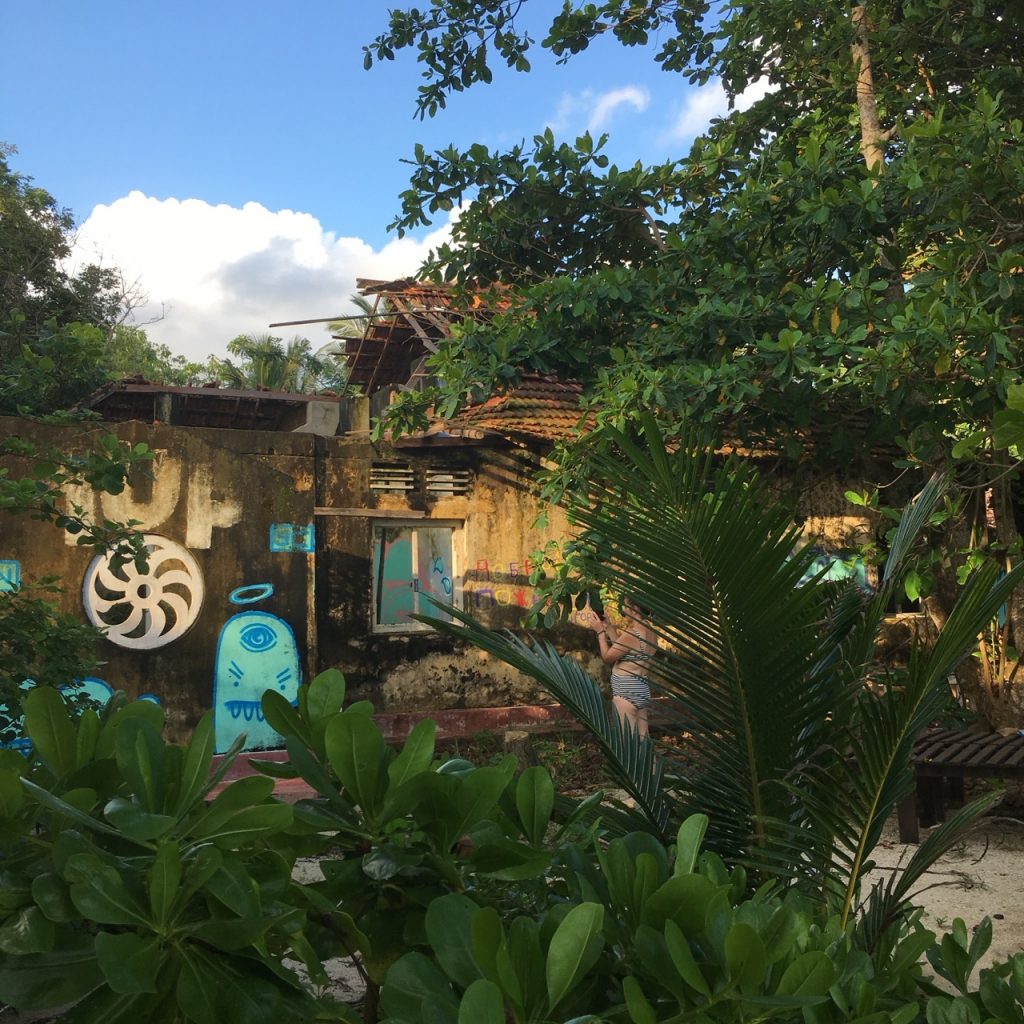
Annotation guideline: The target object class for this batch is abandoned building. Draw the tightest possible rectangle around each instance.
[0,279,876,752]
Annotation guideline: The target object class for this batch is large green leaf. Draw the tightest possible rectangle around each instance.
[724,921,767,995]
[381,952,458,1021]
[0,905,54,954]
[103,797,176,841]
[545,902,604,1011]
[185,775,277,838]
[75,707,101,770]
[775,950,835,997]
[31,872,76,923]
[458,978,505,1024]
[425,893,483,990]
[0,940,99,1010]
[0,769,25,818]
[191,802,293,848]
[148,841,182,926]
[306,668,347,753]
[325,711,385,819]
[515,765,554,846]
[64,854,151,927]
[471,906,504,983]
[95,932,162,994]
[674,814,709,877]
[260,692,307,756]
[174,711,216,816]
[664,919,710,997]
[115,717,167,812]
[388,718,436,790]
[23,685,76,777]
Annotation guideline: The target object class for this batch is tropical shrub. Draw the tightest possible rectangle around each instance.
[924,920,1024,1024]
[380,814,933,1024]
[0,687,327,1023]
[254,670,591,1017]
[2,675,1022,1023]
[424,417,1024,953]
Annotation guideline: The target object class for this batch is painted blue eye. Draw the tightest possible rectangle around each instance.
[239,623,278,652]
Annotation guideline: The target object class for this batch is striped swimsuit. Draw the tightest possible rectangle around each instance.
[610,647,657,709]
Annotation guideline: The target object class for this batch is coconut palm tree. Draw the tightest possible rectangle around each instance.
[327,293,377,340]
[425,415,1023,948]
[212,334,345,393]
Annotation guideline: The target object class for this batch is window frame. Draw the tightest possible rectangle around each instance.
[369,518,462,634]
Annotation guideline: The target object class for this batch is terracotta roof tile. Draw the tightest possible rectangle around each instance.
[452,376,593,443]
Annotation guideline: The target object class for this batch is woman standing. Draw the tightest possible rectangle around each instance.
[584,596,657,737]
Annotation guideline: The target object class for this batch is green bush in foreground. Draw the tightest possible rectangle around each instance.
[1,675,1023,1024]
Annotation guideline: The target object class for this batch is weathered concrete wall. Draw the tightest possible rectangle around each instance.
[1,418,316,747]
[1,419,598,740]
[2,416,881,746]
[313,438,592,709]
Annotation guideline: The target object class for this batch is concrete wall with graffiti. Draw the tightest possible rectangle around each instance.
[2,418,316,752]
[1,415,879,748]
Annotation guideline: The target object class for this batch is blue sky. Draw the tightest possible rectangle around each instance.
[2,1,756,360]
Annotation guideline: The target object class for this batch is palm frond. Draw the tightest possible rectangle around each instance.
[419,605,670,834]
[854,788,1003,951]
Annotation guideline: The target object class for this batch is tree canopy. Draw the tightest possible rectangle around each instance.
[0,146,206,413]
[367,2,1024,721]
[209,334,347,393]
[366,1,1023,467]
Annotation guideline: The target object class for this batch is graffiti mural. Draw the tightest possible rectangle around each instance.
[0,560,20,593]
[82,535,205,650]
[213,584,301,753]
[269,523,315,553]
[64,456,241,551]
[62,676,114,706]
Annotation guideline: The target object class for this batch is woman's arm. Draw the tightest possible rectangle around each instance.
[596,617,635,665]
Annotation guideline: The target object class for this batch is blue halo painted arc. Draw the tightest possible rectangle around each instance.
[229,583,275,605]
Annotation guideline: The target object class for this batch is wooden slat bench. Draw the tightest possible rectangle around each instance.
[897,727,1024,842]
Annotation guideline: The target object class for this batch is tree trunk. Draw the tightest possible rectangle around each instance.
[925,475,1024,729]
[850,5,886,176]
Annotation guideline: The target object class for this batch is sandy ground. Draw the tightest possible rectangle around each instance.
[868,813,1024,965]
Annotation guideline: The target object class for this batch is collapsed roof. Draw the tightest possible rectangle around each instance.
[341,278,511,395]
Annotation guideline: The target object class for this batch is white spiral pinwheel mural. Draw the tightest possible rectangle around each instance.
[82,535,204,650]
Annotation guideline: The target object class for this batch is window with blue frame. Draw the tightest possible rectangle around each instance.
[371,522,459,631]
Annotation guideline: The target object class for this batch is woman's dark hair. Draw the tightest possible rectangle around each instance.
[625,594,651,617]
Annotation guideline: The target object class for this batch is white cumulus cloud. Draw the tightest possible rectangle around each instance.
[664,77,776,143]
[68,193,455,362]
[548,84,650,136]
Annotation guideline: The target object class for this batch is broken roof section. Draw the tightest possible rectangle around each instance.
[341,278,511,395]
[77,378,343,433]
[79,280,589,445]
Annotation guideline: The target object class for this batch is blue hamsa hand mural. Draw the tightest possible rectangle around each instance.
[213,605,301,753]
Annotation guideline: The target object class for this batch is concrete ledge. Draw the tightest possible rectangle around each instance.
[209,702,580,797]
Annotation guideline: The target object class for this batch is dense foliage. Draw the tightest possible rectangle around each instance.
[2,674,1024,1024]
[364,0,1024,725]
[209,334,347,393]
